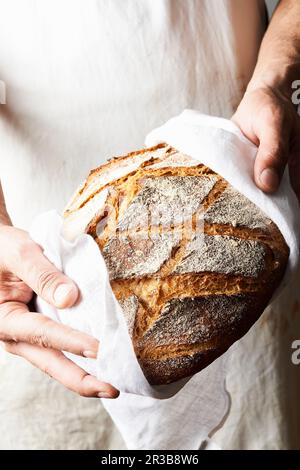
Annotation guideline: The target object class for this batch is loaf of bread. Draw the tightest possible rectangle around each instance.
[63,144,289,385]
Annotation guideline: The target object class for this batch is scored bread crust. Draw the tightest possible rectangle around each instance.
[63,144,289,385]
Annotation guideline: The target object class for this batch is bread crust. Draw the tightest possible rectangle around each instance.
[63,144,289,385]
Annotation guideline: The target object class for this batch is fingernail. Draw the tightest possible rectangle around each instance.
[98,391,113,398]
[259,168,279,191]
[87,376,118,398]
[83,350,98,359]
[54,283,78,308]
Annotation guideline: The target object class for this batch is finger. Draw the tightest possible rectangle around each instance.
[4,341,119,398]
[0,301,99,358]
[0,272,33,305]
[253,108,291,193]
[0,228,79,308]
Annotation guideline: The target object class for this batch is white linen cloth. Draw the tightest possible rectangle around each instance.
[28,111,299,450]
[0,0,274,450]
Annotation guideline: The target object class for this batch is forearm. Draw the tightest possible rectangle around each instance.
[0,182,11,225]
[247,0,300,98]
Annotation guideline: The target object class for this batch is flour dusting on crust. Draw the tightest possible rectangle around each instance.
[139,294,251,348]
[204,186,272,230]
[117,176,217,230]
[103,232,181,279]
[174,234,266,277]
[118,295,139,337]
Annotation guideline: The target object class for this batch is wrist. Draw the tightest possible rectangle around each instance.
[246,60,300,101]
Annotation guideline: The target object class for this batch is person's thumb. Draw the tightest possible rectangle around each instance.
[2,230,79,308]
[26,251,78,308]
[253,111,290,193]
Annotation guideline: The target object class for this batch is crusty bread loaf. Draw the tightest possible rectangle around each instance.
[63,144,289,385]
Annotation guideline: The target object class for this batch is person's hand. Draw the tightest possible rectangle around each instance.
[0,224,119,399]
[232,85,300,202]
